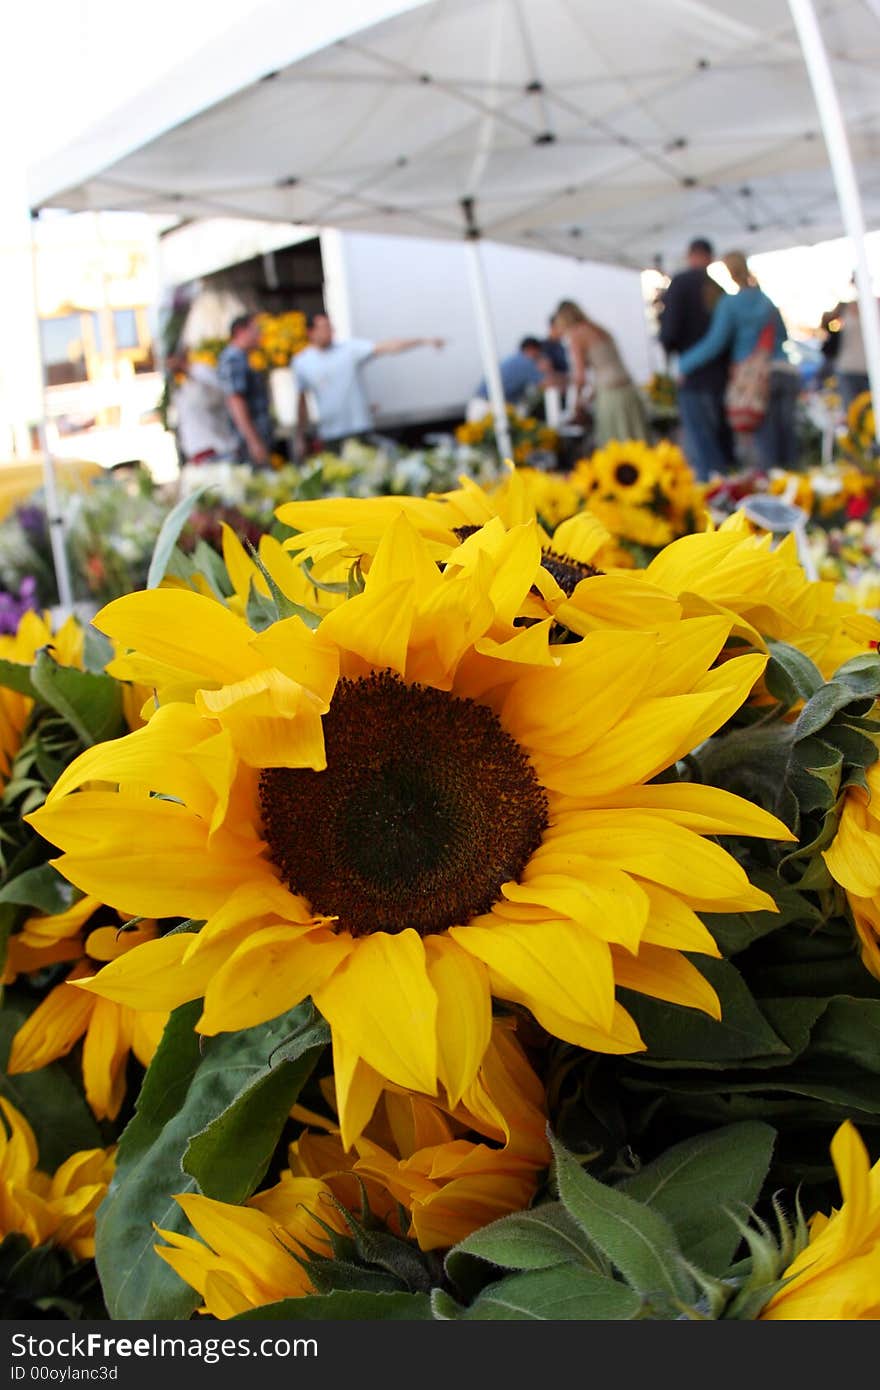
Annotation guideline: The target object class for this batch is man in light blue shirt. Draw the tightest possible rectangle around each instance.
[294,312,444,452]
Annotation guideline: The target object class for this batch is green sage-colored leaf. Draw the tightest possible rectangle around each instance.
[30,651,123,747]
[146,482,212,589]
[234,1291,433,1320]
[82,625,115,675]
[832,651,880,698]
[0,659,36,699]
[434,1265,643,1320]
[795,680,875,743]
[618,1122,775,1277]
[621,959,790,1067]
[808,998,880,1075]
[550,1132,693,1301]
[764,641,823,709]
[96,1000,323,1320]
[182,1005,327,1202]
[0,864,73,913]
[446,1202,602,1277]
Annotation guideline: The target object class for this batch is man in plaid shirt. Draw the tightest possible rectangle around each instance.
[217,314,273,467]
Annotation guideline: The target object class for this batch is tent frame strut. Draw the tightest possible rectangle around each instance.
[788,0,880,443]
[461,197,514,467]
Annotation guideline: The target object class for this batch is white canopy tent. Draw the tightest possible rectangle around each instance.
[26,0,880,602]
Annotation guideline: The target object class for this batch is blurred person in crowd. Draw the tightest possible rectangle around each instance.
[169,352,238,464]
[217,314,273,468]
[819,294,847,384]
[679,250,797,468]
[835,280,879,406]
[468,336,553,418]
[551,300,650,445]
[294,312,445,454]
[659,236,733,480]
[541,315,569,375]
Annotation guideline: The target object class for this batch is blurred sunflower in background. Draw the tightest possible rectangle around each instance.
[7,913,168,1121]
[0,1097,114,1260]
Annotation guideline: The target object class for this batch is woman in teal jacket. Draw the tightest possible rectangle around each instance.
[679,252,799,467]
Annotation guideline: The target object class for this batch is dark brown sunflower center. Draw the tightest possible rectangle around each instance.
[259,671,549,938]
[453,525,482,543]
[614,462,639,487]
[540,547,603,597]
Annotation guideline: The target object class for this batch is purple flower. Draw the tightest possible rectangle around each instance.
[0,576,40,635]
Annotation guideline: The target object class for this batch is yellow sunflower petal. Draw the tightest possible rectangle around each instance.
[196,670,327,770]
[314,930,438,1095]
[7,982,95,1073]
[73,933,199,1012]
[94,590,265,685]
[424,935,492,1109]
[30,793,268,919]
[82,997,133,1120]
[452,918,615,1033]
[331,1029,386,1152]
[611,944,721,1018]
[198,926,352,1035]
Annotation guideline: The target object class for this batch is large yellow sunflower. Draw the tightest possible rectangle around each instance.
[822,759,880,981]
[0,1098,114,1259]
[29,516,791,1148]
[7,914,168,1121]
[760,1122,880,1320]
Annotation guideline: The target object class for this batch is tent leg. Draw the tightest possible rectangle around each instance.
[464,237,514,466]
[788,0,880,443]
[29,212,75,614]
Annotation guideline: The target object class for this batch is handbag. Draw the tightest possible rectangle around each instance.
[724,316,777,432]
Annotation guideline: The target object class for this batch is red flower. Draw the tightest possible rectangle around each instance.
[847,494,871,521]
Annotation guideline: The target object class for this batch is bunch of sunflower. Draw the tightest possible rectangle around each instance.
[256,311,308,368]
[5,475,880,1321]
[573,439,706,557]
[455,408,558,464]
[643,371,678,414]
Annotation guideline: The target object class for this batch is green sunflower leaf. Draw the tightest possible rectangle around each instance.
[620,959,790,1067]
[233,1291,433,1320]
[182,1007,328,1202]
[617,1122,775,1277]
[0,863,73,913]
[146,482,212,589]
[81,625,115,675]
[445,1202,604,1280]
[95,999,326,1320]
[0,659,36,699]
[549,1131,694,1302]
[795,678,880,743]
[764,641,823,710]
[29,651,124,747]
[433,1266,643,1320]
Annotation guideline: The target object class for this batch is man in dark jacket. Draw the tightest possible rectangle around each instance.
[659,237,734,479]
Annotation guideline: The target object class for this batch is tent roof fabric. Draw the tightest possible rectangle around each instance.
[30,0,880,269]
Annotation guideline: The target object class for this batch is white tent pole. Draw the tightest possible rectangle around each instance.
[28,212,75,614]
[788,0,880,443]
[462,202,513,467]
